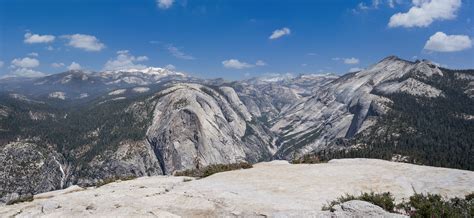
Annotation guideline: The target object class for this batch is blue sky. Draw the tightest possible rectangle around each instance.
[0,0,473,80]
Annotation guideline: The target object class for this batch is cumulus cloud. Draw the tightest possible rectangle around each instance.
[167,45,195,60]
[269,27,291,40]
[9,68,45,78]
[63,34,105,51]
[388,0,398,8]
[255,60,267,66]
[28,52,39,57]
[67,62,82,70]
[356,0,381,11]
[344,57,360,64]
[222,59,253,69]
[430,61,448,68]
[357,2,370,10]
[11,57,40,68]
[165,64,176,70]
[24,32,55,44]
[353,0,400,13]
[389,0,461,28]
[51,62,65,68]
[332,57,360,65]
[8,57,44,78]
[103,50,148,71]
[222,59,267,69]
[424,32,472,52]
[157,0,174,9]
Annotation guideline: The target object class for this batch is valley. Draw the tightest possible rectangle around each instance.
[1,56,473,206]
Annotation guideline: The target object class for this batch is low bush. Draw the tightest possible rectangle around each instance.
[322,192,395,212]
[397,193,474,217]
[174,162,252,178]
[322,192,474,217]
[291,154,328,164]
[95,175,137,187]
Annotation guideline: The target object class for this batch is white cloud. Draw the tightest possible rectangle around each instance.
[11,57,40,68]
[349,67,364,72]
[424,32,472,52]
[67,62,82,70]
[136,56,149,61]
[222,59,267,69]
[24,32,55,44]
[63,34,105,52]
[222,59,254,69]
[28,52,39,57]
[269,27,291,40]
[354,0,398,12]
[344,57,360,64]
[388,0,401,8]
[46,46,55,51]
[167,45,195,60]
[9,68,45,78]
[157,0,174,9]
[255,60,267,66]
[103,50,148,71]
[8,57,44,78]
[357,2,370,10]
[165,64,176,70]
[388,0,461,28]
[430,61,448,68]
[51,62,65,68]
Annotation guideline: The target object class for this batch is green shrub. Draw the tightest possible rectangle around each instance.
[322,192,395,212]
[396,193,474,217]
[174,162,252,178]
[324,192,474,216]
[291,154,328,164]
[95,175,137,187]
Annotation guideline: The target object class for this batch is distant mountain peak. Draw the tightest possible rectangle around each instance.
[104,67,187,77]
[382,55,401,61]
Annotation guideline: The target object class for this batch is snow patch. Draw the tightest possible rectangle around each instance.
[132,87,150,93]
[48,92,66,100]
[78,93,89,99]
[108,89,127,96]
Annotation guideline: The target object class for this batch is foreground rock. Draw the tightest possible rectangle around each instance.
[1,159,473,217]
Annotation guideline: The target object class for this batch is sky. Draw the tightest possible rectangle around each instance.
[0,0,473,80]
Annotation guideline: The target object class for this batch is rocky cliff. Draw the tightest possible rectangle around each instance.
[0,56,473,204]
[145,83,273,173]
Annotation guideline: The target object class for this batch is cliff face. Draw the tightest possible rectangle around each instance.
[73,140,163,187]
[0,142,64,204]
[145,83,273,174]
[270,57,448,159]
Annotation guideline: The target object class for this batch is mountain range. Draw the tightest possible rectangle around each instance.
[1,56,473,204]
